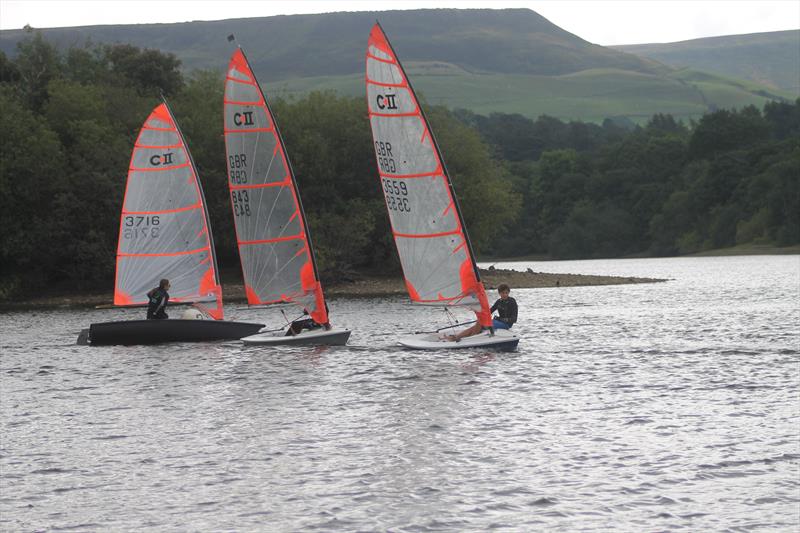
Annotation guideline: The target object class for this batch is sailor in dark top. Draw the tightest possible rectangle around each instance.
[285,302,331,336]
[490,284,517,330]
[146,279,170,320]
[447,283,518,341]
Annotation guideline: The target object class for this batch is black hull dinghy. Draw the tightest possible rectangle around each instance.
[79,319,264,346]
[79,100,262,346]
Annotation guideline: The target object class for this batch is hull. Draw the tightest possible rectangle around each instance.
[242,327,351,346]
[398,329,519,351]
[83,319,265,346]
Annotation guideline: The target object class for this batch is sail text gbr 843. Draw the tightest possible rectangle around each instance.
[365,22,492,328]
[223,48,328,325]
[114,100,224,320]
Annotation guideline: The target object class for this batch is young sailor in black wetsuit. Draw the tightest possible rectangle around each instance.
[490,284,517,330]
[285,302,331,336]
[146,279,170,319]
[447,284,517,341]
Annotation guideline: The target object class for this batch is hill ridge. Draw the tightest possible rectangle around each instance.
[0,8,661,79]
[614,29,800,94]
[1,9,793,122]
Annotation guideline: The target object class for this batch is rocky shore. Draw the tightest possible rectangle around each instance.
[324,266,665,296]
[0,268,666,310]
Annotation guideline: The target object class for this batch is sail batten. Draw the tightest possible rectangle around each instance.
[366,23,492,327]
[114,101,224,319]
[224,47,328,324]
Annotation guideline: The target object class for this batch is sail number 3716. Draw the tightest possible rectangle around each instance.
[123,215,160,239]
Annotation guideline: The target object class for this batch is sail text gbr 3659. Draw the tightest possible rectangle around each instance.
[365,22,492,328]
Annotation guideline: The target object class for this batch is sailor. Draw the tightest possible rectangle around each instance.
[446,284,517,341]
[489,284,518,330]
[146,279,170,320]
[285,303,331,336]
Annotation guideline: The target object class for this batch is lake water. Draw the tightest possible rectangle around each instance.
[1,255,798,531]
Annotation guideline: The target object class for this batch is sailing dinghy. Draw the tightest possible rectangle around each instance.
[223,47,350,346]
[79,100,264,345]
[365,23,518,351]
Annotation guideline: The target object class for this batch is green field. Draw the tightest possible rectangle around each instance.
[615,30,800,96]
[267,65,793,124]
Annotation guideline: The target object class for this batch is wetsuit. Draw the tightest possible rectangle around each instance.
[146,287,169,320]
[285,303,330,336]
[490,297,517,330]
[286,318,322,336]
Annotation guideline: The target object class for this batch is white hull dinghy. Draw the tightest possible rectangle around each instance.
[223,45,348,346]
[365,24,520,351]
[399,329,519,351]
[242,327,351,346]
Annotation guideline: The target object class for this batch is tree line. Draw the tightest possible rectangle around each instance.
[461,101,798,259]
[0,34,797,299]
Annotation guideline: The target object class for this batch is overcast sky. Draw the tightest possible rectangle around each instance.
[1,0,798,45]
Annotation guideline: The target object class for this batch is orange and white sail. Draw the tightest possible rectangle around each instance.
[365,23,491,327]
[114,101,224,319]
[223,48,328,325]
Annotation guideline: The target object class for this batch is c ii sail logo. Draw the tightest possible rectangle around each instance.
[376,93,398,110]
[149,152,174,166]
[234,111,255,126]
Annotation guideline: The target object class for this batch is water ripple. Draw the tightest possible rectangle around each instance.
[1,256,798,531]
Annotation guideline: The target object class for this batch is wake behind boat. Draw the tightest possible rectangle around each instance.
[79,100,263,346]
[223,45,350,346]
[365,23,518,351]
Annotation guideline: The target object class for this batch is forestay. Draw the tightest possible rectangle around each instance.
[114,102,224,319]
[365,23,491,327]
[223,48,328,325]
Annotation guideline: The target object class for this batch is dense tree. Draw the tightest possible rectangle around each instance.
[468,104,798,259]
[103,44,184,96]
[0,32,797,298]
[0,51,20,84]
[0,89,67,295]
[13,32,60,111]
[271,91,390,274]
[688,106,770,159]
[426,105,521,251]
[763,99,800,140]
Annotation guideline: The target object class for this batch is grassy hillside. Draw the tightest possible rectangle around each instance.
[615,30,800,96]
[0,9,662,78]
[268,65,792,123]
[1,9,792,123]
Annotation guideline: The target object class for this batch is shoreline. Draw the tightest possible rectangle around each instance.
[0,268,666,311]
[480,243,800,263]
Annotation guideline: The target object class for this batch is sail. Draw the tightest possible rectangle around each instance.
[223,48,328,325]
[114,101,224,320]
[366,23,491,327]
